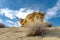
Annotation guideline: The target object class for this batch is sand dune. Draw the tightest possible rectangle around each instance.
[0,27,60,40]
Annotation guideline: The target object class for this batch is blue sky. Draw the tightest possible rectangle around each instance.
[0,0,60,27]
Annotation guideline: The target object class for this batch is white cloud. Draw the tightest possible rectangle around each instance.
[0,8,34,19]
[6,20,20,27]
[15,8,34,19]
[0,8,34,27]
[6,20,14,24]
[44,0,60,21]
[0,8,18,19]
[0,19,3,23]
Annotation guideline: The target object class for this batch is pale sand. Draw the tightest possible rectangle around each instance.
[0,27,60,40]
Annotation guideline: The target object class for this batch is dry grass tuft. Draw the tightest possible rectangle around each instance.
[23,20,48,36]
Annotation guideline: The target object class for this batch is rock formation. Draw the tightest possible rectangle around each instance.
[19,11,52,37]
[20,11,51,27]
[0,23,5,28]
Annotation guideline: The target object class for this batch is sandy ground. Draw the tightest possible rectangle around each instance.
[0,27,60,40]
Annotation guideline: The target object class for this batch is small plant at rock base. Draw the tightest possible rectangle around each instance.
[23,20,48,36]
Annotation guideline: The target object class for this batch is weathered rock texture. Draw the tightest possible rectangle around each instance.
[20,11,51,27]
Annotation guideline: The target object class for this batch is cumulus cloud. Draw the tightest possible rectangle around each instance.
[0,8,18,19]
[6,20,20,27]
[15,8,34,19]
[0,19,3,23]
[44,0,60,21]
[0,8,34,27]
[0,8,34,19]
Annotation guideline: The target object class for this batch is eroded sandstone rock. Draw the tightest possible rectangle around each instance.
[20,11,51,27]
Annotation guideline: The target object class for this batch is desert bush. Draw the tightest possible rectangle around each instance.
[23,20,48,36]
[0,23,5,28]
